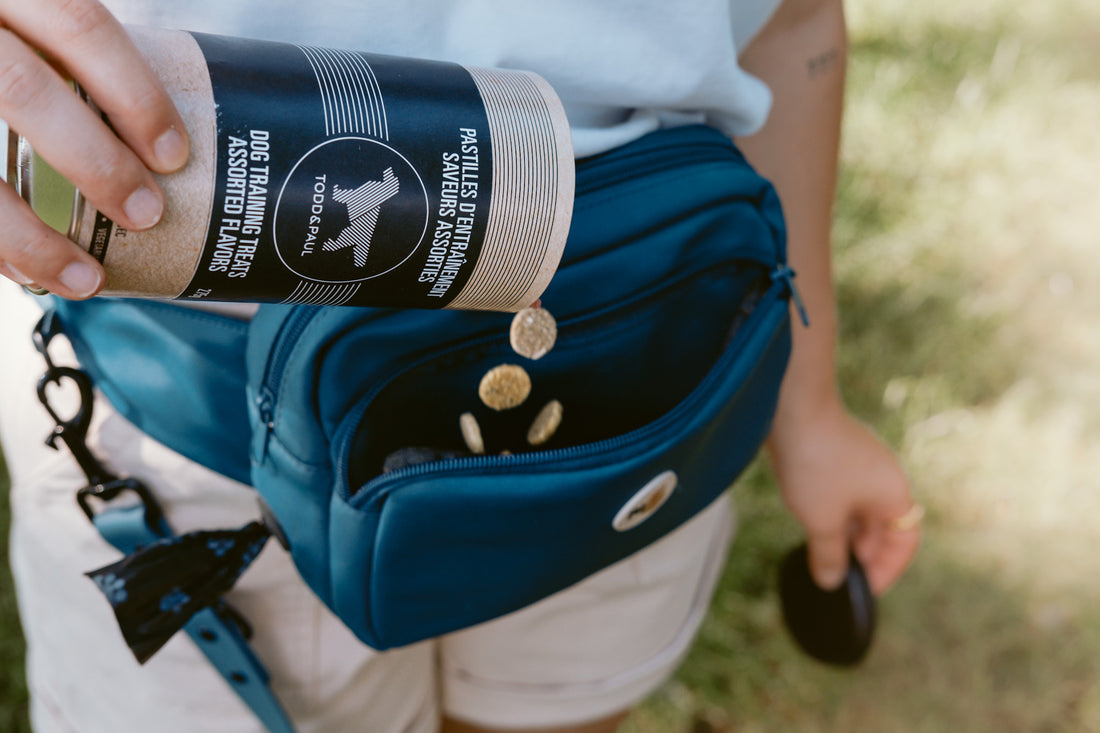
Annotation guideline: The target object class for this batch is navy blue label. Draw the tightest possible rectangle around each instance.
[181,33,492,308]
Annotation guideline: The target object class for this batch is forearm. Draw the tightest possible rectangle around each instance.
[735,2,920,592]
[736,0,848,433]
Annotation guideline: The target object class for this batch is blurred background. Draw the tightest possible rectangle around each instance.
[3,0,1099,730]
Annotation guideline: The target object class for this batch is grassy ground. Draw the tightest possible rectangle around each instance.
[3,0,1099,730]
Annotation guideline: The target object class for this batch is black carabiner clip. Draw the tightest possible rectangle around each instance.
[32,313,166,534]
[36,365,113,488]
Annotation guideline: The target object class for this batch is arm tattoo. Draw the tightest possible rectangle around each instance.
[807,48,840,78]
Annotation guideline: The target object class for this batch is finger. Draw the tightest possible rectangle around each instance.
[0,260,34,286]
[859,523,921,595]
[0,0,189,173]
[805,527,850,591]
[0,183,103,298]
[0,29,165,231]
[852,505,923,595]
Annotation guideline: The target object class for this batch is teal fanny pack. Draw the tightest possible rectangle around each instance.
[52,125,799,659]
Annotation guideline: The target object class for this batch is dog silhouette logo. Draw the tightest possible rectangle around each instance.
[321,167,401,267]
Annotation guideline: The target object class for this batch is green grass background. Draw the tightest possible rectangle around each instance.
[3,0,1100,730]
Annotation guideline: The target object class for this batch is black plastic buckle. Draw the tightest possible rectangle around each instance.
[76,477,166,533]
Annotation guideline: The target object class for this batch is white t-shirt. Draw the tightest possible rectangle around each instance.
[0,1,784,317]
[101,0,782,157]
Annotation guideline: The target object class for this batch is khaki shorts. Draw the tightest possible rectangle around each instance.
[0,281,734,732]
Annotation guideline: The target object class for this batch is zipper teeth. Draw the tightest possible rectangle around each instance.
[349,276,786,503]
[261,307,320,410]
[576,141,738,196]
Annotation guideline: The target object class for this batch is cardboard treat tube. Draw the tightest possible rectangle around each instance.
[8,26,574,312]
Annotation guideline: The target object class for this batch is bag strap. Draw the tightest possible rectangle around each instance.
[46,297,254,485]
[32,310,296,733]
[92,503,296,733]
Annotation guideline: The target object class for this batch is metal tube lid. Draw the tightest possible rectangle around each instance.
[3,119,84,296]
[2,124,82,237]
[2,117,11,185]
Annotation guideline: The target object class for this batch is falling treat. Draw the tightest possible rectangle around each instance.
[459,412,486,454]
[509,307,557,360]
[526,399,563,446]
[478,364,532,411]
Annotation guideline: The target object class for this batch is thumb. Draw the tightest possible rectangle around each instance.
[806,529,850,590]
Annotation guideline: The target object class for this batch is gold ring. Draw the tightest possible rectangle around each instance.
[22,284,50,296]
[889,503,925,532]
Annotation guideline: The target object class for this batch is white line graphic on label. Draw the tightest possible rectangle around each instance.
[298,46,389,139]
[283,281,361,305]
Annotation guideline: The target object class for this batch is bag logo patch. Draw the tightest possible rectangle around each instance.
[613,470,678,532]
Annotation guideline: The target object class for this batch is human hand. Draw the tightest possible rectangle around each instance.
[767,398,920,595]
[0,0,188,298]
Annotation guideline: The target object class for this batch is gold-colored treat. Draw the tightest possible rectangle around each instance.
[526,399,563,446]
[459,412,485,454]
[478,364,531,411]
[509,307,557,360]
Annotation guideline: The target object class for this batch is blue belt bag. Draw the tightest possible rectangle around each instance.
[53,124,799,672]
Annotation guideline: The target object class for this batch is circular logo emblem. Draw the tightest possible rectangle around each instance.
[273,137,429,282]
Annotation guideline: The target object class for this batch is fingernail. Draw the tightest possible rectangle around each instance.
[814,567,845,591]
[124,187,164,229]
[6,264,34,285]
[59,262,103,298]
[154,127,188,170]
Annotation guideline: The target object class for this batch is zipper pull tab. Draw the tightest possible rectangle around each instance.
[771,264,810,327]
[254,386,276,460]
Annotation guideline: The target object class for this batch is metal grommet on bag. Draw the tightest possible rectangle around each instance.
[613,470,678,532]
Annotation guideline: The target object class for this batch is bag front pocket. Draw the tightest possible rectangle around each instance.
[339,261,769,496]
[326,260,792,648]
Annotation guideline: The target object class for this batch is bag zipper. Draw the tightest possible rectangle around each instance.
[341,264,794,507]
[256,306,322,436]
[770,264,809,327]
[575,136,745,197]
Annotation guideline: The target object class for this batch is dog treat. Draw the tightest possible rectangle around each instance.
[478,364,531,411]
[382,446,467,473]
[459,412,486,454]
[526,399,563,446]
[7,25,574,312]
[509,306,557,360]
